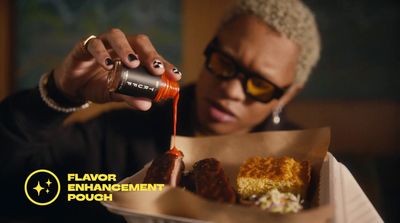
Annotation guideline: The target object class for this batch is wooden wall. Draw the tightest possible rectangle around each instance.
[286,100,399,154]
[181,0,234,84]
[0,0,13,101]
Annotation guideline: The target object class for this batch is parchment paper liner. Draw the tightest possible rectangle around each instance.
[103,127,333,223]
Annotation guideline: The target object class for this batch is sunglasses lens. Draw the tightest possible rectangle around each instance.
[208,52,236,78]
[246,77,275,102]
[205,45,283,103]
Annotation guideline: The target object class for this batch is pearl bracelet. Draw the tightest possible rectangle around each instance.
[38,73,91,113]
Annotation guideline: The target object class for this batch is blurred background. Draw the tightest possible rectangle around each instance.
[0,0,399,221]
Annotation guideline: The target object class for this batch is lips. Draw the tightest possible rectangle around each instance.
[207,100,237,123]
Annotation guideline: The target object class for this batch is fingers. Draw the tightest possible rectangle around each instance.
[163,61,183,82]
[86,38,114,70]
[84,29,140,71]
[124,97,152,111]
[84,29,183,80]
[100,28,140,69]
[128,34,166,76]
[111,93,152,111]
[129,34,183,80]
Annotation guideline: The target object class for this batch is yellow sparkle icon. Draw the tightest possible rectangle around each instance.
[33,181,44,196]
[46,179,52,187]
[25,169,61,206]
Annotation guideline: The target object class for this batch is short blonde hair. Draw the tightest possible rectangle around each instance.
[222,0,321,85]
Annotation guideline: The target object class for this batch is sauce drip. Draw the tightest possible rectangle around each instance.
[166,93,183,157]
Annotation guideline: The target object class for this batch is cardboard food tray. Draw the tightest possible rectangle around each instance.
[101,128,383,223]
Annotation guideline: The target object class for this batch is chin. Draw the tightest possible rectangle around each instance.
[202,122,247,136]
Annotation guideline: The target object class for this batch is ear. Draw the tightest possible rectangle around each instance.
[274,83,303,110]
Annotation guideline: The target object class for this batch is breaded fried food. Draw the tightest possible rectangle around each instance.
[237,156,310,199]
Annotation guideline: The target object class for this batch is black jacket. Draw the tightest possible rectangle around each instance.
[0,84,297,223]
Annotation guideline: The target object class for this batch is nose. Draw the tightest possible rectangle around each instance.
[219,78,246,102]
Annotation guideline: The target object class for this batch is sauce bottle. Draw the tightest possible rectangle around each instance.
[107,60,179,101]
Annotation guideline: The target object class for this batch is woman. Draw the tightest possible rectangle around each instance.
[0,0,320,222]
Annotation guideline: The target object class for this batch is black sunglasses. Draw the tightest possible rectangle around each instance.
[204,38,286,103]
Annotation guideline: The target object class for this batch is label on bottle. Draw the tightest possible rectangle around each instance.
[116,66,161,99]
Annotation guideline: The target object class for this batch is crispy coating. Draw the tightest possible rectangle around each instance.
[237,156,310,198]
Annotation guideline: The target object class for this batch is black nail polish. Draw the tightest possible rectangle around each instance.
[128,54,138,62]
[153,60,164,69]
[105,58,113,66]
[172,67,182,76]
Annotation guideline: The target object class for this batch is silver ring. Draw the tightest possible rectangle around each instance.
[83,35,97,50]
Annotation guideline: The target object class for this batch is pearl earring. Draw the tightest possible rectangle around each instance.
[272,105,283,125]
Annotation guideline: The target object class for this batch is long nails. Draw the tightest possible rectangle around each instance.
[153,59,164,69]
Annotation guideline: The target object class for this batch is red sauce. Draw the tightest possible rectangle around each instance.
[166,93,183,157]
[154,74,179,102]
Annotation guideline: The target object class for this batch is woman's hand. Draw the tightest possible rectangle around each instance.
[53,28,182,110]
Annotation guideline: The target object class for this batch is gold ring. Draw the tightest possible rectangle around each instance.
[83,35,97,50]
